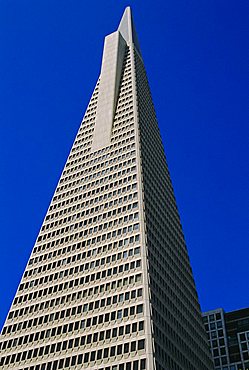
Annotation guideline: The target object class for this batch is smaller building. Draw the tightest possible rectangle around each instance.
[203,308,249,370]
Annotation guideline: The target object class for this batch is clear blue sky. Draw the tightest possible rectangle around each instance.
[0,0,248,330]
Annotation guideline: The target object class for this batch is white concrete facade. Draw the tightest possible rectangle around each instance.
[0,7,213,370]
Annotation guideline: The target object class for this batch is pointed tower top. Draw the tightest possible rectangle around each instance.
[118,6,141,55]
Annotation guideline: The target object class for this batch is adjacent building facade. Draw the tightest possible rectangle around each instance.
[203,308,249,370]
[0,7,213,370]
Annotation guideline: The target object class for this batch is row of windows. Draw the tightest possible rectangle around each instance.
[113,116,133,134]
[114,97,133,113]
[41,196,138,234]
[111,108,134,127]
[15,259,142,308]
[205,320,224,332]
[36,210,139,245]
[118,68,132,81]
[45,182,137,224]
[155,324,200,370]
[203,312,222,323]
[68,141,135,176]
[150,267,200,336]
[9,273,142,321]
[25,244,140,279]
[149,244,199,316]
[115,86,133,102]
[75,119,95,137]
[214,356,228,366]
[212,347,227,358]
[47,184,137,227]
[146,186,183,242]
[70,138,91,153]
[60,149,136,196]
[3,303,143,337]
[148,229,198,307]
[20,246,141,290]
[146,195,188,266]
[8,288,142,333]
[0,335,145,365]
[209,338,226,348]
[39,210,139,247]
[111,126,134,141]
[14,358,146,370]
[54,163,136,204]
[62,148,136,186]
[145,176,179,230]
[74,127,94,140]
[112,116,134,133]
[50,172,137,211]
[153,301,209,369]
[68,142,89,157]
[240,331,249,342]
[83,104,98,116]
[149,234,198,309]
[57,156,136,196]
[79,111,97,125]
[1,319,144,352]
[150,264,204,350]
[14,287,143,332]
[74,131,92,145]
[13,270,142,310]
[30,231,140,271]
[62,135,135,177]
[71,137,91,150]
[215,364,249,370]
[65,129,133,171]
[83,103,97,117]
[72,80,133,155]
[42,213,139,250]
[208,329,225,340]
[66,116,134,169]
[67,141,134,177]
[146,194,189,273]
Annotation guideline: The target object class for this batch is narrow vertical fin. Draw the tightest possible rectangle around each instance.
[91,7,141,152]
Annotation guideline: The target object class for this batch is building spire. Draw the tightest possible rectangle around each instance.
[91,6,142,152]
[118,6,141,55]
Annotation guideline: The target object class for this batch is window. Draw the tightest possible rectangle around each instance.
[131,341,136,351]
[110,346,115,356]
[136,340,145,351]
[117,310,122,319]
[97,349,102,360]
[77,355,83,365]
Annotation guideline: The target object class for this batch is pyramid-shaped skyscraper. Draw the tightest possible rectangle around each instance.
[0,7,213,370]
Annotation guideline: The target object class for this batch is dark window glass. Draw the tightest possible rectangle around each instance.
[77,354,83,365]
[117,344,122,355]
[110,346,115,356]
[131,341,136,351]
[90,351,96,361]
[84,353,89,363]
[133,360,139,370]
[138,339,145,350]
[97,349,102,360]
[141,359,146,370]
